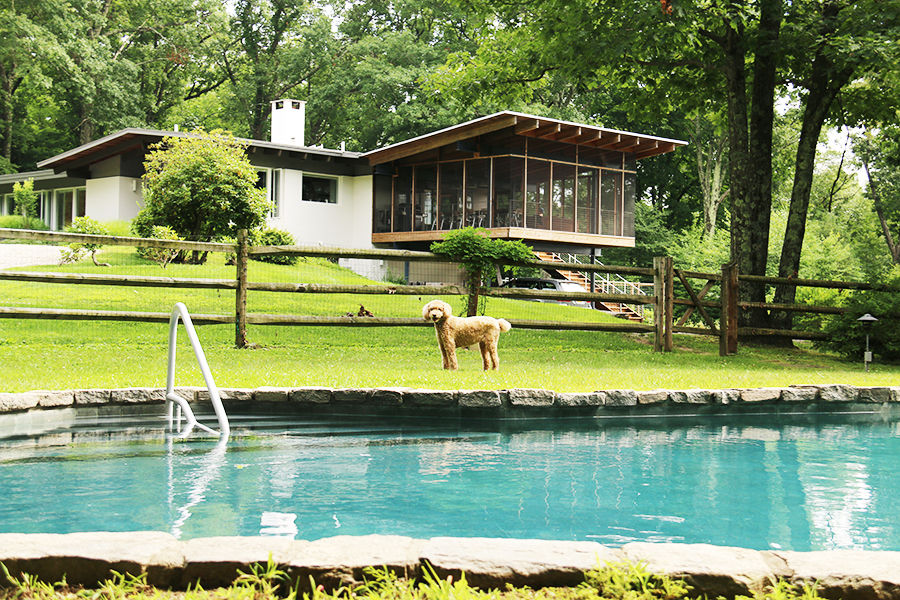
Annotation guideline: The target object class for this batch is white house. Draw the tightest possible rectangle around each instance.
[1,100,686,258]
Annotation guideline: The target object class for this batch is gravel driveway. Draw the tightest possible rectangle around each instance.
[0,244,64,269]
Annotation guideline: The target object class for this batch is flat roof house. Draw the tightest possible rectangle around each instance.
[0,101,686,257]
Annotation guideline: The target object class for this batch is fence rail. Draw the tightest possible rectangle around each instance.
[2,228,896,355]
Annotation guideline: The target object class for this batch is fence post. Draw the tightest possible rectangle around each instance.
[664,256,674,352]
[235,229,249,348]
[719,262,738,356]
[653,257,666,352]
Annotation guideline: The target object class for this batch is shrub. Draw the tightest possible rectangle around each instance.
[431,227,534,316]
[251,227,298,266]
[815,267,900,362]
[59,217,111,266]
[136,129,269,264]
[0,215,48,231]
[135,224,183,268]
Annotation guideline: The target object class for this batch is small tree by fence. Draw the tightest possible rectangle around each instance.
[1,228,898,356]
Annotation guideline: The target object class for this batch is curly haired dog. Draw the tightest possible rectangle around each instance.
[422,300,511,370]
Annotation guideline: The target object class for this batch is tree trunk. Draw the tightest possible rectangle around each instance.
[772,1,852,332]
[862,153,900,264]
[0,69,14,161]
[740,0,781,332]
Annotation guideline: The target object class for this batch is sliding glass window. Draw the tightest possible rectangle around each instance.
[394,166,412,232]
[373,174,392,233]
[623,172,636,237]
[465,159,490,228]
[577,167,598,234]
[525,159,550,229]
[414,165,437,231]
[551,163,575,232]
[492,156,524,227]
[439,161,464,230]
[601,170,620,236]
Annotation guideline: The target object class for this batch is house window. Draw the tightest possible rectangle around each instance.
[1,194,12,216]
[52,187,86,230]
[257,169,282,217]
[302,174,337,204]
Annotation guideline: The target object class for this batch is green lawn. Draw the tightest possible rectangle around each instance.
[1,246,897,393]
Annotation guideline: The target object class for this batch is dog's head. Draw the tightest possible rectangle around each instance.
[422,300,452,323]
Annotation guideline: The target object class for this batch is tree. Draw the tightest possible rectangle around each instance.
[425,0,899,332]
[431,228,534,316]
[12,179,37,218]
[0,0,71,161]
[136,129,269,263]
[856,126,900,266]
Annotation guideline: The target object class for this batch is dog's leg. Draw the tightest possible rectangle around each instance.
[479,341,491,370]
[446,341,459,370]
[489,339,500,370]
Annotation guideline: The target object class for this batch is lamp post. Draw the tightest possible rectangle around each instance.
[857,313,878,372]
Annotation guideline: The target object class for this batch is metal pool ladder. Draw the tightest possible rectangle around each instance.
[166,302,230,439]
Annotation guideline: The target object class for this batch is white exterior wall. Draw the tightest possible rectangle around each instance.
[268,170,373,249]
[85,177,143,222]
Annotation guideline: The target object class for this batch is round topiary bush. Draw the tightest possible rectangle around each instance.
[250,227,298,265]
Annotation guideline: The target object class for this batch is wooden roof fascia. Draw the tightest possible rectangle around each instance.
[366,115,517,165]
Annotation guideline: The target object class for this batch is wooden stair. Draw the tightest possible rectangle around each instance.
[533,251,644,322]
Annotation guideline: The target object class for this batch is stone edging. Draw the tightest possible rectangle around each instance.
[1,384,899,415]
[1,533,899,598]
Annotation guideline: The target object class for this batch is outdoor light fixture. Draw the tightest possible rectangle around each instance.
[857,313,878,372]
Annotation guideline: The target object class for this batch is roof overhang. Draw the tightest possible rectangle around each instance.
[37,129,363,173]
[362,111,688,165]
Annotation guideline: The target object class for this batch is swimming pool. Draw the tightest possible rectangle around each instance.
[1,407,898,551]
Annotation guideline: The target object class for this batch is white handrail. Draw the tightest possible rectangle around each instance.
[166,302,230,439]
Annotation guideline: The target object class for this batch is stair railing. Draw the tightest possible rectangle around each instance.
[166,302,230,439]
[543,252,647,318]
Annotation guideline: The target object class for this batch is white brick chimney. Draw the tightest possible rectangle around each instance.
[270,99,306,146]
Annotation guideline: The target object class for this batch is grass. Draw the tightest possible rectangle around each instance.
[1,245,898,393]
[0,560,825,600]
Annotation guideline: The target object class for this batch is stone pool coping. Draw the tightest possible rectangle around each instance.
[1,533,899,599]
[1,383,899,416]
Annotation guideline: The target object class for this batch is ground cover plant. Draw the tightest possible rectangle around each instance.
[0,561,826,600]
[1,244,898,393]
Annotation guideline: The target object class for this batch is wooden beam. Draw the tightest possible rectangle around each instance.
[610,135,640,150]
[514,118,541,134]
[635,142,677,159]
[584,133,621,148]
[366,115,517,164]
[556,127,585,143]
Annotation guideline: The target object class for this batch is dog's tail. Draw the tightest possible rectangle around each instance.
[498,318,511,332]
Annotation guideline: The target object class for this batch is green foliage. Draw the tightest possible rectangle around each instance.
[582,561,690,600]
[12,179,37,218]
[136,129,269,262]
[816,267,900,362]
[0,215,48,230]
[251,228,299,266]
[59,216,110,266]
[431,228,534,315]
[139,225,183,269]
[736,579,823,600]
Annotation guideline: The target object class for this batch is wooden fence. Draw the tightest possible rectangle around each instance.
[1,228,896,355]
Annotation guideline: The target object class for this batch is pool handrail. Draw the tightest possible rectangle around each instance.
[166,302,230,439]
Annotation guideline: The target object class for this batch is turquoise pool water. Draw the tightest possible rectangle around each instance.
[1,408,899,550]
